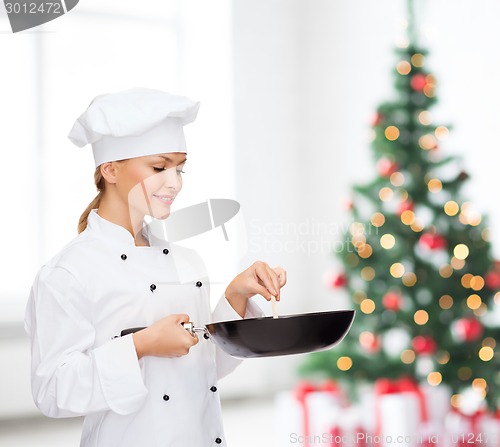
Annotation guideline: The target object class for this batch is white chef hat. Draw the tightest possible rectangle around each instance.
[68,87,200,168]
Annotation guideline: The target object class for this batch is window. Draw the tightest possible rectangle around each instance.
[0,0,236,320]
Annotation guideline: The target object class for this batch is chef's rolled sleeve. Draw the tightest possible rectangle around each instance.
[25,265,148,418]
[212,295,264,379]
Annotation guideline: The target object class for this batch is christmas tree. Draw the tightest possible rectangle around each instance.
[300,1,500,411]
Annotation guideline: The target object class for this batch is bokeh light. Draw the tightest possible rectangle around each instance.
[360,299,376,314]
[467,294,482,310]
[385,126,400,141]
[371,212,386,227]
[454,244,470,260]
[444,201,459,216]
[379,187,394,202]
[401,349,416,364]
[337,356,353,371]
[401,210,416,225]
[472,378,487,392]
[410,220,424,232]
[411,53,425,67]
[396,61,412,75]
[470,276,485,291]
[451,257,465,270]
[427,372,442,386]
[479,347,494,362]
[435,126,449,140]
[427,178,442,193]
[414,309,429,325]
[361,266,376,281]
[390,263,405,278]
[380,234,396,249]
[390,172,405,187]
[402,272,417,287]
[437,351,450,365]
[357,244,373,259]
[419,134,437,150]
[461,273,473,288]
[418,110,432,125]
[439,295,453,310]
[439,265,453,278]
[483,338,496,349]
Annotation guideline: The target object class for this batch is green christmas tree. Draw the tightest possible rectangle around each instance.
[300,2,500,411]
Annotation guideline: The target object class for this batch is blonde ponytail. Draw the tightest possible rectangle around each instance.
[78,167,105,234]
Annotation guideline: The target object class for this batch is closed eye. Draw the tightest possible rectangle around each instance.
[152,162,186,173]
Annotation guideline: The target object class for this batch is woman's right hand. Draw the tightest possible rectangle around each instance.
[132,314,198,359]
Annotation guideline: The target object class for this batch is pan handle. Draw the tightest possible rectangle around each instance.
[182,322,210,338]
[120,327,146,336]
[120,323,208,338]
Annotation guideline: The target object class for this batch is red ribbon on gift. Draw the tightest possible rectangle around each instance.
[450,408,487,444]
[374,377,428,442]
[329,423,367,447]
[355,426,367,447]
[295,380,342,447]
[330,426,342,447]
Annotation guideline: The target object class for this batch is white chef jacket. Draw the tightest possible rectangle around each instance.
[25,209,263,447]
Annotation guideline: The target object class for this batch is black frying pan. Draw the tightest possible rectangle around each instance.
[121,309,355,358]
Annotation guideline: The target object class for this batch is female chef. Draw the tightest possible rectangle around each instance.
[25,88,286,447]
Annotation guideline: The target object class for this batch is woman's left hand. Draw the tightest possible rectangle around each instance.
[225,261,286,317]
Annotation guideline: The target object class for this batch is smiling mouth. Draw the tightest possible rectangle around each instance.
[153,194,174,205]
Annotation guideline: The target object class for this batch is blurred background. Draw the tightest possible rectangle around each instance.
[1,0,500,445]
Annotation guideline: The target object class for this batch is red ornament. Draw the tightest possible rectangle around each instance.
[419,233,447,250]
[382,291,403,311]
[485,271,500,290]
[411,335,437,355]
[372,112,383,126]
[411,73,427,92]
[344,198,354,211]
[330,273,347,288]
[485,260,500,289]
[453,317,483,342]
[359,331,381,353]
[397,200,414,216]
[377,158,399,177]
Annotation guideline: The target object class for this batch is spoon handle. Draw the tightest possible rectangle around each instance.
[271,295,279,319]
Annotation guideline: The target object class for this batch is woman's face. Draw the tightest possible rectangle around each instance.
[114,152,187,220]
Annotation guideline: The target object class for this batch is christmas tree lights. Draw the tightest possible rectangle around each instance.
[300,2,500,411]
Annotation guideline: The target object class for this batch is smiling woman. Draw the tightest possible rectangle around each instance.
[76,154,187,240]
[24,88,286,446]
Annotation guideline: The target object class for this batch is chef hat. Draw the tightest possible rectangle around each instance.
[68,87,200,168]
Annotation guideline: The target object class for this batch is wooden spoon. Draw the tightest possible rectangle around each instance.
[271,295,279,319]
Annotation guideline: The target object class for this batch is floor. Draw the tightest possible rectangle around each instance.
[0,397,278,447]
